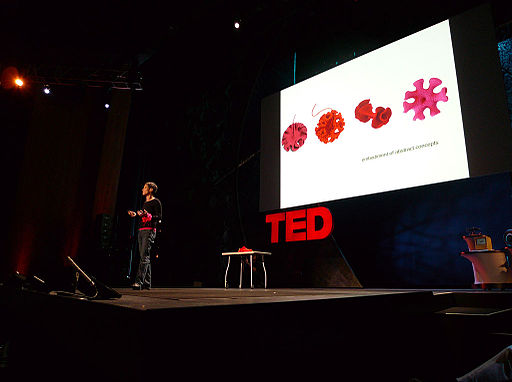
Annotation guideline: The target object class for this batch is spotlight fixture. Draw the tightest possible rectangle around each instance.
[234,20,240,29]
[14,78,24,87]
[104,103,110,109]
[43,85,51,94]
[504,229,512,246]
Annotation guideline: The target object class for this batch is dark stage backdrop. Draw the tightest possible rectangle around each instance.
[3,87,131,288]
[5,2,511,290]
[111,3,512,289]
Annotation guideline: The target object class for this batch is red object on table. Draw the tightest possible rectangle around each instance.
[238,246,252,252]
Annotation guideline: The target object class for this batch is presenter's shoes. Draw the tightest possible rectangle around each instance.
[142,285,151,290]
[131,283,142,290]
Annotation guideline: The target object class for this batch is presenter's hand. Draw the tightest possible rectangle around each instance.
[128,210,136,217]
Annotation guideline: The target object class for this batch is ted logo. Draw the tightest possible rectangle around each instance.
[265,206,333,243]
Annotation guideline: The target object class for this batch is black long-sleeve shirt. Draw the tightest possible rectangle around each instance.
[139,198,162,230]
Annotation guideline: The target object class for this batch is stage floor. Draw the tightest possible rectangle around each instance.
[92,286,483,310]
[4,286,512,381]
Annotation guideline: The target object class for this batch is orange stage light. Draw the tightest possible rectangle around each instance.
[14,78,24,87]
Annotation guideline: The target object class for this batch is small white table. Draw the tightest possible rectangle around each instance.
[222,251,271,289]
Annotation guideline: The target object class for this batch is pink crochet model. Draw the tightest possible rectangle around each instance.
[282,122,308,152]
[403,78,448,121]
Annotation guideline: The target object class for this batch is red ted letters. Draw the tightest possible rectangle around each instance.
[265,206,333,243]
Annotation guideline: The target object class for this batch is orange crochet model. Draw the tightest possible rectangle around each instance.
[314,109,345,144]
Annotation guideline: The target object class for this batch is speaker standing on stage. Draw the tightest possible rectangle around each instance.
[128,182,162,290]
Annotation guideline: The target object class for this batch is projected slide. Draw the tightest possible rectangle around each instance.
[260,4,512,212]
[279,20,467,209]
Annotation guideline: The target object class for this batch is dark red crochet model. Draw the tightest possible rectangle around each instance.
[355,99,392,129]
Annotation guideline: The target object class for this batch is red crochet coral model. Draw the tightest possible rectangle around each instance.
[355,99,376,123]
[315,110,345,144]
[355,99,392,129]
[403,78,448,121]
[141,213,152,223]
[282,122,308,152]
[372,107,392,129]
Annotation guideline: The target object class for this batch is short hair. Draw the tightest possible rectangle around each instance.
[145,182,158,195]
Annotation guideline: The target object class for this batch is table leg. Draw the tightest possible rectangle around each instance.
[239,257,243,289]
[262,256,267,289]
[224,256,231,288]
[250,254,253,289]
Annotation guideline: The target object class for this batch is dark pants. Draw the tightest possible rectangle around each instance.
[135,229,155,288]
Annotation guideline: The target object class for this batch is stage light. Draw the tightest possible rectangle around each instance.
[504,229,512,246]
[234,20,240,29]
[14,78,24,87]
[104,103,110,109]
[43,85,51,94]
